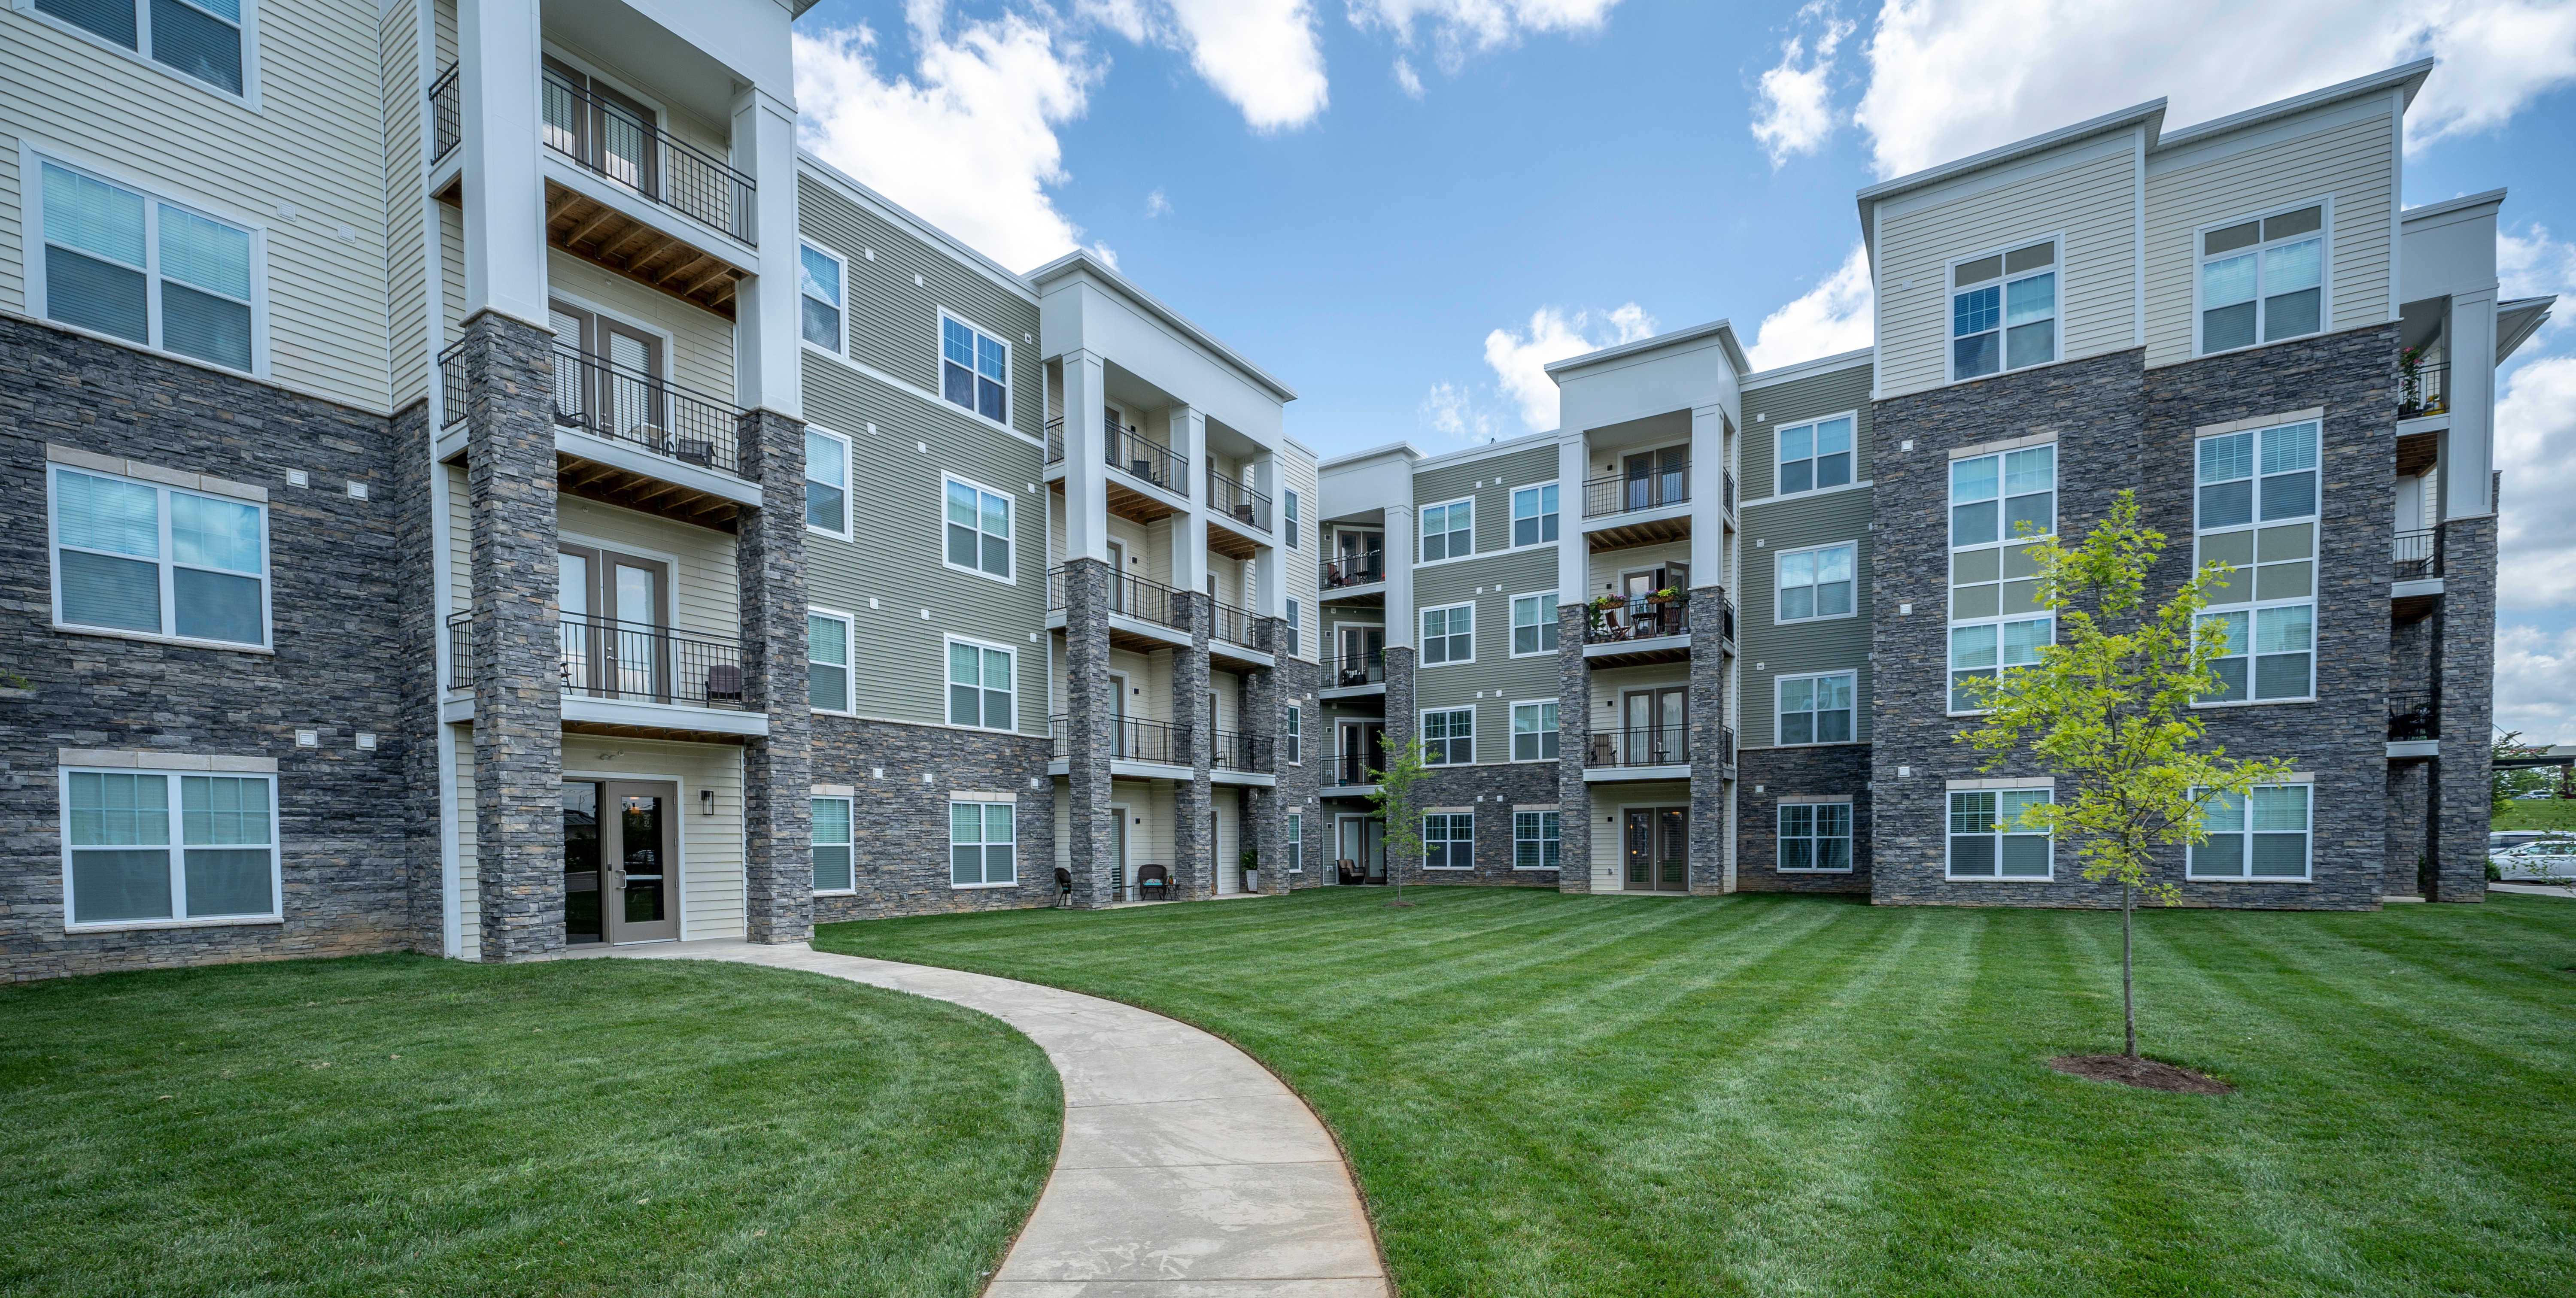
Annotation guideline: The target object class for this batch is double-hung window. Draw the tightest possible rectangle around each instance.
[1950,240,2057,381]
[2195,421,2317,702]
[62,768,277,926]
[947,639,1015,731]
[1286,599,1303,657]
[1511,592,1557,655]
[943,476,1012,580]
[1512,484,1559,545]
[1947,789,2053,879]
[2189,785,2312,880]
[1776,543,1855,622]
[1514,810,1561,870]
[1777,672,1854,745]
[808,610,853,714]
[36,160,259,373]
[1777,803,1853,872]
[1511,701,1558,762]
[811,796,853,892]
[52,464,269,648]
[1776,415,1855,495]
[805,428,850,535]
[1284,490,1301,548]
[799,243,844,352]
[31,0,249,97]
[950,800,1016,886]
[1287,812,1303,872]
[1422,602,1474,664]
[1286,704,1303,765]
[1424,812,1474,870]
[1422,707,1473,765]
[1949,445,2055,711]
[1422,499,1472,561]
[940,315,1008,422]
[2199,205,2324,354]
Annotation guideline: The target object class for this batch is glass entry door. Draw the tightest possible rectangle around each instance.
[565,779,680,943]
[563,783,605,943]
[1623,807,1689,892]
[1337,816,1386,885]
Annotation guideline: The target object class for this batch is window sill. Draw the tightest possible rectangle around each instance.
[2190,697,2317,710]
[951,879,1019,890]
[67,915,284,933]
[1776,867,1856,874]
[1422,865,1475,871]
[1775,613,1860,628]
[811,708,860,719]
[1512,864,1563,871]
[55,625,275,655]
[1510,755,1560,765]
[940,560,1019,587]
[2187,876,2315,884]
[806,524,853,543]
[1943,875,2057,883]
[811,888,856,897]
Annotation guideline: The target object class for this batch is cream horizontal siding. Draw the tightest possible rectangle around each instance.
[0,146,21,308]
[561,737,746,940]
[451,725,477,959]
[548,249,734,400]
[1591,780,1690,889]
[1280,445,1321,653]
[435,0,456,68]
[445,464,471,610]
[2143,113,2395,368]
[439,201,465,338]
[381,6,429,408]
[1877,149,2139,399]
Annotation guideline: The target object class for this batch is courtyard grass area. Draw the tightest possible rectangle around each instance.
[0,953,1057,1297]
[2494,798,2576,833]
[818,889,2576,1298]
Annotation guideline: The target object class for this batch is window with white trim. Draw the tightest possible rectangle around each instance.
[30,0,250,97]
[1776,543,1855,623]
[943,476,1012,580]
[1422,602,1474,664]
[1424,812,1474,869]
[947,638,1015,731]
[1422,707,1473,765]
[62,768,277,926]
[1284,489,1301,548]
[808,610,852,714]
[811,796,853,892]
[1286,704,1303,765]
[1776,672,1854,745]
[1950,240,2057,381]
[1514,810,1560,870]
[940,314,1008,422]
[950,800,1016,886]
[1512,483,1559,546]
[1777,803,1853,872]
[1286,599,1303,657]
[2194,421,2317,703]
[1512,592,1557,656]
[799,242,844,352]
[1776,414,1855,496]
[1512,701,1558,762]
[1947,789,2053,879]
[1949,444,2056,711]
[35,160,260,373]
[51,464,269,648]
[2189,785,2312,879]
[1422,499,1472,561]
[2199,205,2324,354]
[805,427,850,535]
[1287,811,1302,872]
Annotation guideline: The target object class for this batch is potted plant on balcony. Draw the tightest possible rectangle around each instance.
[1586,594,1622,637]
[1646,586,1680,605]
[2398,345,2427,414]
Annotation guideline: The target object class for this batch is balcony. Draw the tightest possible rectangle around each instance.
[548,343,748,479]
[2393,528,2442,582]
[1052,715,1183,767]
[1588,727,1690,771]
[2399,363,2450,420]
[1208,472,1273,534]
[445,610,471,691]
[1208,599,1270,668]
[1320,550,1385,594]
[1047,419,1191,523]
[1582,461,1693,550]
[429,64,460,166]
[1212,730,1270,774]
[542,73,754,246]
[1320,651,1385,693]
[2390,691,2439,742]
[1328,754,1383,790]
[559,613,745,710]
[1584,595,1693,667]
[1048,567,1194,651]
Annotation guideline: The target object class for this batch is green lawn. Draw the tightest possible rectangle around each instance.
[2494,798,2576,833]
[818,889,2576,1298]
[0,953,1057,1297]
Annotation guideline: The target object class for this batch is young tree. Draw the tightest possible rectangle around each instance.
[1957,490,2292,1060]
[1368,734,1431,907]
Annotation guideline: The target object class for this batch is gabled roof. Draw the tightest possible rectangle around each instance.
[1026,249,1299,403]
[1542,318,1751,382]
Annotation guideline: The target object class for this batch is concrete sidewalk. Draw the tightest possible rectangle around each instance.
[602,940,1389,1298]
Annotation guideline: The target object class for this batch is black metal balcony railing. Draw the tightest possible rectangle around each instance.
[1724,470,1738,514]
[445,610,471,691]
[1112,427,1185,494]
[2389,691,2439,741]
[1321,550,1385,590]
[1723,726,1738,769]
[1212,729,1269,773]
[1321,651,1385,690]
[1332,754,1383,787]
[1209,472,1272,533]
[559,612,745,710]
[1722,598,1739,645]
[1585,596,1692,644]
[438,339,470,428]
[541,73,756,246]
[1209,600,1256,649]
[1048,566,1192,633]
[428,64,461,165]
[1589,727,1691,768]
[1045,417,1064,464]
[2393,528,2442,582]
[1052,715,1182,766]
[551,341,748,480]
[1583,461,1690,518]
[2399,363,2450,420]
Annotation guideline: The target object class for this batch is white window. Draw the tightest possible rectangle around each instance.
[1512,483,1559,545]
[1777,672,1855,745]
[1286,599,1303,657]
[1512,701,1558,762]
[1949,445,2056,711]
[799,242,844,352]
[1514,810,1560,870]
[2195,422,2317,703]
[805,427,850,537]
[1285,489,1301,549]
[808,610,852,714]
[1776,543,1855,623]
[1287,811,1303,872]
[61,768,278,926]
[2199,204,2325,355]
[940,313,1008,422]
[1422,707,1473,765]
[943,476,1013,581]
[1776,414,1856,496]
[1421,498,1472,561]
[1777,803,1853,872]
[1947,789,2053,879]
[1511,592,1557,656]
[2189,785,2312,880]
[1422,602,1474,664]
[1424,812,1474,870]
[33,160,261,373]
[27,0,252,98]
[950,800,1016,886]
[947,638,1015,731]
[811,796,853,892]
[51,464,270,648]
[1286,704,1303,765]
[1950,239,2057,381]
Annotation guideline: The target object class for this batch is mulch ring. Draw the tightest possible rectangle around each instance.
[2050,1054,2233,1095]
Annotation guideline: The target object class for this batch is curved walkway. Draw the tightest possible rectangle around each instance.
[609,940,1389,1297]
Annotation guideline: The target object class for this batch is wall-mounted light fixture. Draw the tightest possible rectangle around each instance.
[699,789,714,816]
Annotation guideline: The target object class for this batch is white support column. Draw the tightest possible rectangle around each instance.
[1062,352,1111,564]
[457,0,548,330]
[1171,406,1209,596]
[731,86,803,421]
[1252,451,1284,619]
[1556,433,1589,611]
[2442,289,2499,520]
[1690,406,1728,579]
[1385,502,1418,649]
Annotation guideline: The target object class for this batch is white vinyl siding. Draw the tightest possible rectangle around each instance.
[546,252,735,409]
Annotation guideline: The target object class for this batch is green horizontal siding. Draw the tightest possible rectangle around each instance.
[1741,361,1873,500]
[1410,443,1561,562]
[1410,546,1561,764]
[1739,488,1874,747]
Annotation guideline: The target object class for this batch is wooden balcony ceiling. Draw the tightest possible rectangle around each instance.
[2396,431,2439,478]
[1204,516,1259,561]
[1105,477,1183,527]
[1107,624,1178,655]
[544,179,744,318]
[1585,643,1692,670]
[1588,513,1691,553]
[567,718,749,746]
[558,450,741,531]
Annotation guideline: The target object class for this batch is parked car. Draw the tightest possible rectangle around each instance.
[2491,831,2551,853]
[2491,838,2576,880]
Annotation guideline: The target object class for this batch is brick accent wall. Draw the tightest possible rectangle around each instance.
[1735,744,1872,894]
[809,715,1054,920]
[2432,513,2497,901]
[735,408,814,943]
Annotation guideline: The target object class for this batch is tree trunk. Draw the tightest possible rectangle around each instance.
[2122,877,2138,1058]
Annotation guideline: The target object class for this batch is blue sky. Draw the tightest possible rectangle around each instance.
[788,0,2576,738]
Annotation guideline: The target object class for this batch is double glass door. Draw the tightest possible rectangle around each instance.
[563,780,679,943]
[1338,816,1387,885]
[1623,446,1689,511]
[1622,687,1688,765]
[559,545,668,702]
[549,300,665,443]
[1624,807,1689,892]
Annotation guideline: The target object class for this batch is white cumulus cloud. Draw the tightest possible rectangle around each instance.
[1420,381,1500,440]
[1080,0,1331,130]
[2495,624,2576,743]
[2497,351,2576,610]
[1350,0,1623,83]
[1483,303,1656,431]
[1751,4,1855,166]
[1744,242,1876,372]
[1145,188,1171,217]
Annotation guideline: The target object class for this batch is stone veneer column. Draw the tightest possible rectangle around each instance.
[1171,591,1215,901]
[394,399,445,951]
[1380,643,1418,886]
[1246,615,1291,895]
[2432,516,2497,902]
[737,409,814,942]
[1555,603,1593,894]
[1686,585,1732,894]
[1061,558,1117,907]
[461,310,564,961]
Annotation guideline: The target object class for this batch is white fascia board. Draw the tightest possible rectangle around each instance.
[795,152,1038,301]
[1740,346,1877,391]
[1544,318,1750,381]
[1026,250,1299,402]
[1405,428,1568,474]
[2401,188,2511,228]
[1318,440,1431,471]
[2153,58,2433,152]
